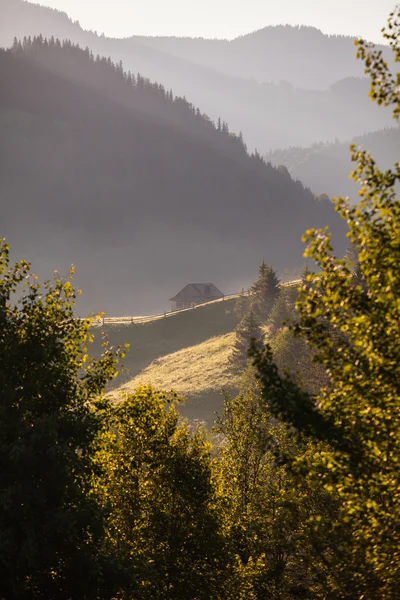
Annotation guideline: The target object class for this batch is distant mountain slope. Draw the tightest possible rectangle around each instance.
[265,128,400,200]
[1,1,392,89]
[133,25,393,90]
[0,0,393,151]
[0,38,346,314]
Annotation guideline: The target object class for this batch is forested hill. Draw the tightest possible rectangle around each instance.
[131,25,394,90]
[0,0,393,152]
[0,38,346,315]
[1,1,393,89]
[266,127,400,200]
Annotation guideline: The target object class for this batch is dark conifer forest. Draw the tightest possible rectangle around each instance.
[0,0,394,151]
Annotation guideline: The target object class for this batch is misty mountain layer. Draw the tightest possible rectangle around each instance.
[266,127,400,200]
[0,0,393,152]
[0,39,347,314]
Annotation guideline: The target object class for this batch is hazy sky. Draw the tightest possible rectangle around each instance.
[36,0,394,41]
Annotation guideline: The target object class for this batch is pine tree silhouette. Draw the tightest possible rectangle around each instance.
[229,310,263,374]
[267,287,297,336]
[251,261,280,322]
[235,287,251,320]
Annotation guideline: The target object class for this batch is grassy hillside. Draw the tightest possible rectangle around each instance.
[91,296,240,423]
[94,285,298,424]
[95,296,240,385]
[109,332,237,423]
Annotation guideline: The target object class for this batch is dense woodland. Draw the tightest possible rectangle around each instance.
[0,0,394,151]
[1,2,400,599]
[0,37,346,314]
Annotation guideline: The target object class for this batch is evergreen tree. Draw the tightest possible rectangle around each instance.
[229,310,263,374]
[267,285,297,336]
[234,287,251,320]
[250,261,280,322]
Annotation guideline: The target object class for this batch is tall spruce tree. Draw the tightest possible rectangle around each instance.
[250,261,280,322]
[267,286,297,337]
[229,310,263,374]
[234,287,251,320]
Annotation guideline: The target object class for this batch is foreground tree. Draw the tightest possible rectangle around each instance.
[95,386,229,600]
[0,240,123,599]
[252,9,400,598]
[216,377,335,599]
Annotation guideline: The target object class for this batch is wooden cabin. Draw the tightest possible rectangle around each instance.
[169,283,223,311]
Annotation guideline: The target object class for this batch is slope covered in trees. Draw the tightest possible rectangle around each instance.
[266,127,400,200]
[0,38,346,314]
[0,0,393,151]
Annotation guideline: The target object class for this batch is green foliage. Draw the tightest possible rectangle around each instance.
[355,6,400,118]
[94,386,229,599]
[251,261,280,322]
[252,13,400,598]
[0,240,123,599]
[216,380,335,599]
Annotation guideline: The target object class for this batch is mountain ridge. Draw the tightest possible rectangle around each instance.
[0,0,393,152]
[266,127,400,200]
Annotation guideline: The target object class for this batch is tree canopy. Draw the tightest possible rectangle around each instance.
[0,240,124,599]
[252,8,400,597]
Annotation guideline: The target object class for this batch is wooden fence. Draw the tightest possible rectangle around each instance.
[92,279,302,327]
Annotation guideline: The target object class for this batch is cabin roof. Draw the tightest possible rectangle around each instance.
[169,282,223,302]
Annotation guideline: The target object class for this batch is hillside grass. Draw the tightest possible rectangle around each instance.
[91,296,240,389]
[109,332,238,423]
[91,282,299,424]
